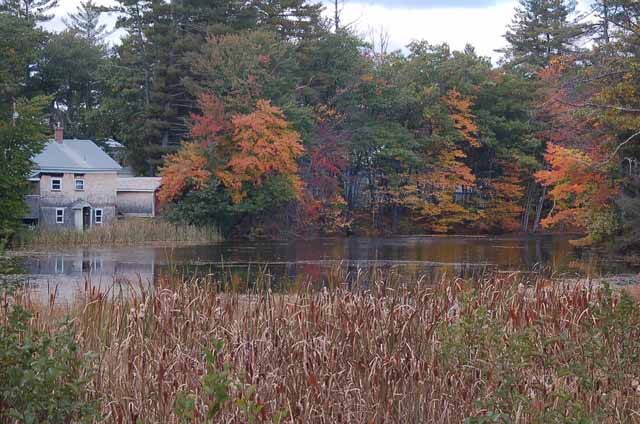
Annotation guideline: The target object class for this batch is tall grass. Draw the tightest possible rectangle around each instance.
[6,271,640,422]
[15,218,221,248]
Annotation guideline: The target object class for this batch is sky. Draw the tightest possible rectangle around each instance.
[44,0,593,63]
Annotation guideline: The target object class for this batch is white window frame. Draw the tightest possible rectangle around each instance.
[55,208,64,224]
[94,208,103,225]
[75,179,85,191]
[51,178,62,191]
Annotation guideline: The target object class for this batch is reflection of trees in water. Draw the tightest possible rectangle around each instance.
[19,236,628,292]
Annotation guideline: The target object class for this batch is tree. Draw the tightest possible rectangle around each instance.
[191,31,299,115]
[444,89,480,148]
[0,97,48,247]
[158,141,211,203]
[535,143,618,243]
[252,0,324,40]
[0,0,58,23]
[501,0,586,72]
[64,0,111,45]
[218,100,304,204]
[531,60,622,244]
[34,30,107,137]
[479,162,527,232]
[99,0,327,175]
[161,96,305,236]
[0,13,45,101]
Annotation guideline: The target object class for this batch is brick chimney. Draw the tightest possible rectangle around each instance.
[54,123,63,144]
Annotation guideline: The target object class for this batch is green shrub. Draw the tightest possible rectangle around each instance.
[0,305,98,423]
[174,338,287,424]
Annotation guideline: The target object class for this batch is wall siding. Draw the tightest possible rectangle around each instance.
[40,206,117,230]
[38,172,118,230]
[116,192,155,216]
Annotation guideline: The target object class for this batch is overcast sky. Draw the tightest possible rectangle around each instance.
[43,0,593,63]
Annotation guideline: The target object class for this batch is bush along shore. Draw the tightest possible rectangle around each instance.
[12,218,221,248]
[2,271,640,423]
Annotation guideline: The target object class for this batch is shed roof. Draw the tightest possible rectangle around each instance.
[117,177,162,192]
[32,139,122,173]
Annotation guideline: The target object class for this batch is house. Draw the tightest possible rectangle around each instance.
[24,126,161,231]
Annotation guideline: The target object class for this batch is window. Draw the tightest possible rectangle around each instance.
[51,178,62,191]
[94,209,103,225]
[75,179,84,191]
[55,208,64,224]
[54,256,64,273]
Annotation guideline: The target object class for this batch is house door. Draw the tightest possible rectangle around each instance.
[82,207,91,231]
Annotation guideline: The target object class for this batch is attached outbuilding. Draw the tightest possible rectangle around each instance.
[116,177,162,218]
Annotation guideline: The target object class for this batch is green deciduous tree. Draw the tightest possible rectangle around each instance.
[0,96,48,248]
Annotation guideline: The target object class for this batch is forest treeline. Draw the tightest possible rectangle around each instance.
[2,0,640,245]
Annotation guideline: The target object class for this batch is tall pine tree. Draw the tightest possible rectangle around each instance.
[501,0,586,72]
[64,0,111,45]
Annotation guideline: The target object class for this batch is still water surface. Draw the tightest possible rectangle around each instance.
[17,235,638,299]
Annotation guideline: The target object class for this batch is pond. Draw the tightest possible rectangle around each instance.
[12,235,640,300]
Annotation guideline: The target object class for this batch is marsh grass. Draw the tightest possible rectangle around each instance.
[14,218,221,248]
[5,271,640,423]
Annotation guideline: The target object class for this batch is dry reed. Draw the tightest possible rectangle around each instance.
[7,271,640,423]
[15,218,221,248]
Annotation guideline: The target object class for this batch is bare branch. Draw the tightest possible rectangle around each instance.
[598,129,640,168]
[559,100,640,113]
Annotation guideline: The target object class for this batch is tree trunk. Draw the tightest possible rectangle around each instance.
[532,186,547,233]
[602,0,610,45]
[162,130,169,147]
[521,180,534,232]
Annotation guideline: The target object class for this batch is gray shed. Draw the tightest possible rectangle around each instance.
[116,177,161,217]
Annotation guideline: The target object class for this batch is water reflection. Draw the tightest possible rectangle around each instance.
[18,235,636,300]
[22,248,157,302]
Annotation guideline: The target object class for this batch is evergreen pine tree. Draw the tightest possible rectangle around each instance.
[501,0,586,71]
[0,0,58,23]
[64,0,111,45]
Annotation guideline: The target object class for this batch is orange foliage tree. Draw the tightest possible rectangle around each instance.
[216,100,304,203]
[534,60,619,242]
[158,142,211,203]
[444,89,480,148]
[535,143,615,232]
[158,93,225,204]
[403,89,482,233]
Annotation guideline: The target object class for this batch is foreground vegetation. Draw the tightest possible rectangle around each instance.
[13,218,221,248]
[4,271,640,422]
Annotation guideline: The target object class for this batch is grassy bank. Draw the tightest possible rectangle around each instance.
[13,218,221,248]
[3,272,640,422]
